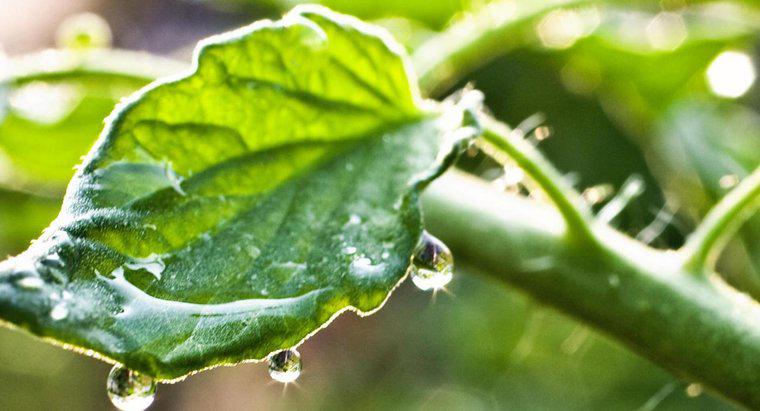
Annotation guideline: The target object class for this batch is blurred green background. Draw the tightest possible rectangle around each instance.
[0,0,757,409]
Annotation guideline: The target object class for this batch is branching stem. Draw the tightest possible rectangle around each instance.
[422,171,760,409]
[681,167,760,273]
[479,115,597,244]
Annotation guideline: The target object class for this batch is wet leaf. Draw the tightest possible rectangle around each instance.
[0,6,475,380]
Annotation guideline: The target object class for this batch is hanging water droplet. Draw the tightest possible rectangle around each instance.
[409,231,453,291]
[49,301,69,321]
[267,349,301,383]
[107,365,156,411]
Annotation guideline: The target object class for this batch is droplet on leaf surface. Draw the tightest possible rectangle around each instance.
[267,349,302,383]
[409,231,453,291]
[49,301,69,321]
[16,275,44,290]
[107,365,157,411]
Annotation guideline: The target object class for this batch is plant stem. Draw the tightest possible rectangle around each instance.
[681,167,760,273]
[413,0,587,96]
[479,115,597,243]
[412,1,760,407]
[422,171,760,409]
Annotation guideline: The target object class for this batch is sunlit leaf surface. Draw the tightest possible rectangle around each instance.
[0,6,473,380]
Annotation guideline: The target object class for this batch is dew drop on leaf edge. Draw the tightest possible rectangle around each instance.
[409,231,454,291]
[107,365,157,411]
[267,349,302,383]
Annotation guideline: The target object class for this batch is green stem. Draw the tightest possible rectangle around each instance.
[682,167,760,273]
[479,115,596,243]
[413,0,588,96]
[411,1,760,407]
[422,171,760,409]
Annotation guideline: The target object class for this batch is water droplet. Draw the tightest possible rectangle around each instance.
[719,174,739,189]
[245,244,261,259]
[163,163,186,196]
[35,252,68,284]
[124,254,165,280]
[268,349,301,383]
[685,383,703,398]
[16,276,44,290]
[40,253,65,268]
[106,365,156,411]
[409,231,453,291]
[349,256,385,277]
[345,214,361,226]
[342,246,357,255]
[50,301,69,321]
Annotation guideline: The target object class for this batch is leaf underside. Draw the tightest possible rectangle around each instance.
[0,6,472,380]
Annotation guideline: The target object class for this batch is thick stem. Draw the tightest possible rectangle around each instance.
[681,167,760,273]
[479,116,597,243]
[422,171,760,408]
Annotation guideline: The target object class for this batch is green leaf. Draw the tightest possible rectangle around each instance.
[0,49,184,194]
[0,6,475,380]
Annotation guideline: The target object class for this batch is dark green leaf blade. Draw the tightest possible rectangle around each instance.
[0,6,473,380]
